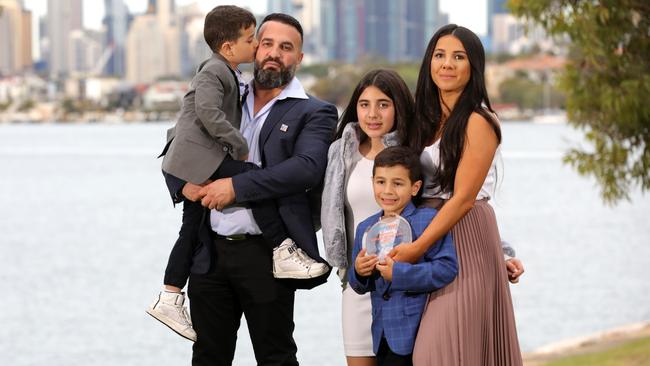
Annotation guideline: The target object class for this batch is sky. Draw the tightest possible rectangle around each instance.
[22,0,487,58]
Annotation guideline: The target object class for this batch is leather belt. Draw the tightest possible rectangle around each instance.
[215,233,251,241]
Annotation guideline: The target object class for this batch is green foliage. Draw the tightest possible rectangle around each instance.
[305,62,420,107]
[0,100,10,112]
[299,64,331,78]
[488,52,518,63]
[510,0,650,204]
[61,98,77,115]
[308,65,363,106]
[499,75,544,110]
[497,73,565,111]
[542,336,650,366]
[391,63,420,92]
[17,99,35,112]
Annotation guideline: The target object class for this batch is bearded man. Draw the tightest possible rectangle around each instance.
[162,13,338,366]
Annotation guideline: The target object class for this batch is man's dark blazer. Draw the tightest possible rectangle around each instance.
[164,82,338,289]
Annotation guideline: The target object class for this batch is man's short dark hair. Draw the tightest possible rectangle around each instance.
[259,13,304,43]
[373,146,423,184]
[204,5,256,53]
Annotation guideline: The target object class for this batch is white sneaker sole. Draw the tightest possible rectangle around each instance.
[146,307,197,342]
[273,267,329,279]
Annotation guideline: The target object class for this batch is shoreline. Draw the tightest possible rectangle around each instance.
[523,321,650,365]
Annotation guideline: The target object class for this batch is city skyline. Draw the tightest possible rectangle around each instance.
[22,0,488,61]
[1,0,562,123]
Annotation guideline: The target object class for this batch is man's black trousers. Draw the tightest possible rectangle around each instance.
[188,235,299,366]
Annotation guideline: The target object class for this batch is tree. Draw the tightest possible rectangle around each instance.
[17,99,35,112]
[498,74,544,111]
[305,62,421,107]
[510,0,650,203]
[309,66,364,106]
[497,71,565,111]
[0,100,10,112]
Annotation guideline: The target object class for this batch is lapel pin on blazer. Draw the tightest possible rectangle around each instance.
[280,124,289,132]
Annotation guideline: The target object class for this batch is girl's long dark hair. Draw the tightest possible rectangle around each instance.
[336,69,416,147]
[414,24,501,194]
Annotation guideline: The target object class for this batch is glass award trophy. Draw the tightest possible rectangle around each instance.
[362,215,412,261]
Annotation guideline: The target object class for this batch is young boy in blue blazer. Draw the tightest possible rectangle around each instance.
[349,146,458,365]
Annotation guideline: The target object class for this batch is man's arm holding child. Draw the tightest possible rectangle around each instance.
[200,103,337,209]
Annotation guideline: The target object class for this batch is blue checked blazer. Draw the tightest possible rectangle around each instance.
[348,202,458,356]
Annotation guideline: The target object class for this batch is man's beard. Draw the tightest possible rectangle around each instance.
[254,57,296,89]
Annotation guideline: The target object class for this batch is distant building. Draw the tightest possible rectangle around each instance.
[487,0,563,55]
[269,0,446,64]
[37,15,49,72]
[68,29,104,75]
[103,0,129,77]
[491,13,559,55]
[142,80,187,111]
[126,0,181,84]
[83,77,123,103]
[267,0,322,64]
[47,0,83,77]
[177,3,211,77]
[364,0,443,62]
[486,0,508,52]
[20,5,32,73]
[486,54,566,98]
[126,14,166,84]
[0,75,49,122]
[147,0,157,13]
[0,0,32,75]
[267,0,297,14]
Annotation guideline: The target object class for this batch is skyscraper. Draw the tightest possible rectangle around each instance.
[266,0,324,64]
[316,0,443,63]
[126,13,165,84]
[68,29,103,74]
[326,0,362,63]
[147,0,157,13]
[0,0,32,75]
[177,3,210,77]
[267,0,298,14]
[103,0,129,77]
[47,0,83,77]
[486,0,509,51]
[156,0,175,30]
[126,0,180,83]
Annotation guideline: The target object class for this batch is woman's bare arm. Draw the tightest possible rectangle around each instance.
[390,113,498,263]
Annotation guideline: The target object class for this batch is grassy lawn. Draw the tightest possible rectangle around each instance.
[543,336,650,366]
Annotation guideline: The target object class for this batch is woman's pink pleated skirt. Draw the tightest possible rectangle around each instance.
[413,199,523,366]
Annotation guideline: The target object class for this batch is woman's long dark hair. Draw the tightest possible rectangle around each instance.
[336,69,416,147]
[414,24,501,194]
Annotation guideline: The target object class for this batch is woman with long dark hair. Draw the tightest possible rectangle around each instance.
[321,69,417,366]
[390,24,523,365]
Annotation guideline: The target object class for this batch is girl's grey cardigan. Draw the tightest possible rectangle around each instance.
[321,122,400,270]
